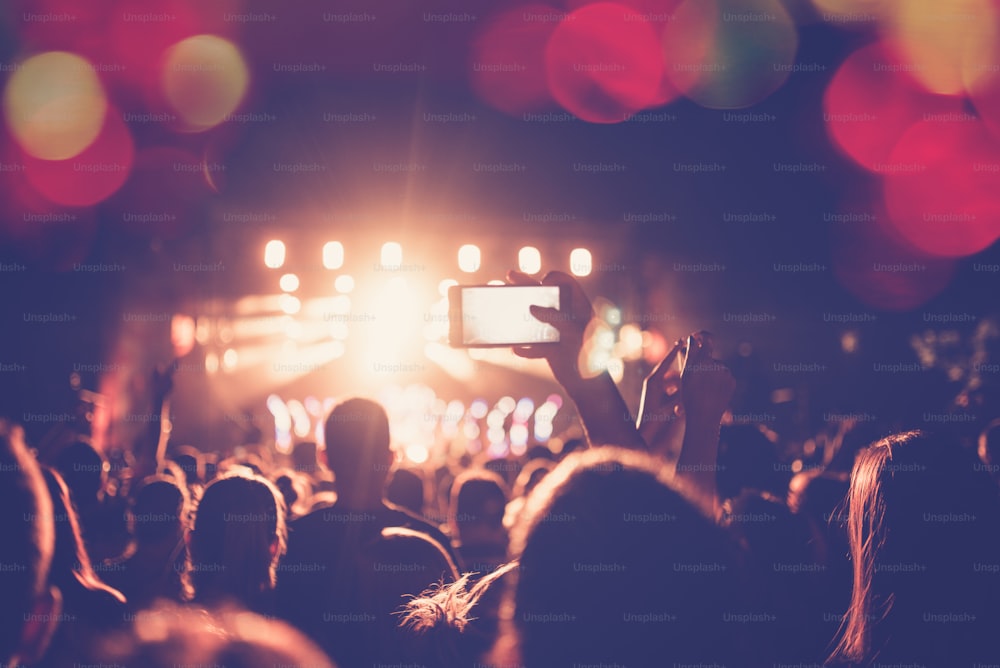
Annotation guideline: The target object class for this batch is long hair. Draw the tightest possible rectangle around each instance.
[40,466,124,602]
[830,430,1000,665]
[187,473,286,607]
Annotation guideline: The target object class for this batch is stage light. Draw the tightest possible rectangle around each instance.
[510,423,529,447]
[470,399,489,419]
[534,421,553,441]
[570,248,592,276]
[265,240,286,269]
[3,51,108,160]
[323,241,344,270]
[381,241,402,268]
[514,397,535,422]
[334,274,354,293]
[497,396,516,415]
[405,443,430,464]
[279,273,299,292]
[458,244,481,272]
[518,246,542,274]
[279,294,301,315]
[439,278,458,297]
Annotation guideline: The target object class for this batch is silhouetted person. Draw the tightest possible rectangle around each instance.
[385,466,426,517]
[38,467,127,666]
[448,469,510,577]
[275,398,459,664]
[187,472,287,615]
[829,431,1000,667]
[53,439,125,562]
[0,420,59,666]
[103,476,190,609]
[497,446,743,668]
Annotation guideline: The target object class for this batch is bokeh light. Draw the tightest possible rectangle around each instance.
[545,2,670,123]
[458,244,482,272]
[161,35,250,132]
[381,241,403,268]
[823,41,965,173]
[265,240,286,269]
[663,0,797,109]
[882,119,1000,257]
[279,273,300,292]
[881,0,998,96]
[23,108,134,206]
[323,241,345,270]
[570,247,592,276]
[3,51,108,160]
[469,4,561,116]
[518,246,542,274]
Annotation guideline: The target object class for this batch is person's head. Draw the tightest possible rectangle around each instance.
[171,445,205,487]
[271,468,311,519]
[0,419,59,665]
[132,476,189,547]
[53,438,107,509]
[833,430,1000,665]
[385,467,426,516]
[187,473,287,607]
[512,459,554,500]
[449,469,509,547]
[91,601,336,668]
[323,398,391,506]
[40,466,117,595]
[508,446,740,667]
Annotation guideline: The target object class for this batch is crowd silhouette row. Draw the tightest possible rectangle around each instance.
[3,270,999,668]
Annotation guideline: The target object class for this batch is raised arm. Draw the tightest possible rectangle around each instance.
[506,269,646,451]
[673,333,735,518]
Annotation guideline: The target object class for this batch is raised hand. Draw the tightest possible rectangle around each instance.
[506,269,595,385]
[505,268,645,451]
[636,340,685,456]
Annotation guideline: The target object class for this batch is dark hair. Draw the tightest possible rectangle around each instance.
[53,439,107,509]
[188,473,287,607]
[0,420,55,662]
[323,398,391,498]
[450,469,509,534]
[509,447,741,667]
[132,476,189,544]
[386,467,426,516]
[831,431,1000,665]
[41,467,124,601]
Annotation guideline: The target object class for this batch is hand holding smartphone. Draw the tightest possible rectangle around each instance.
[448,284,567,348]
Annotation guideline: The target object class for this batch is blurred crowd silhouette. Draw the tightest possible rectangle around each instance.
[3,271,1000,668]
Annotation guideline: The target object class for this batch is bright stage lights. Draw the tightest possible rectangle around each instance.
[279,293,301,314]
[570,248,592,276]
[518,246,542,274]
[279,273,299,292]
[334,274,354,293]
[264,240,286,269]
[323,241,344,270]
[439,278,458,297]
[380,241,402,268]
[458,244,481,272]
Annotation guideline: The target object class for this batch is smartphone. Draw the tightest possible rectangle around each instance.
[448,284,566,347]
